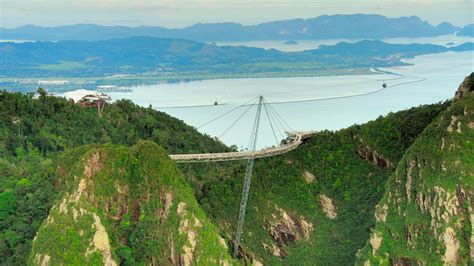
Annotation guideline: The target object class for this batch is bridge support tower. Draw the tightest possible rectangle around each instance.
[233,95,263,258]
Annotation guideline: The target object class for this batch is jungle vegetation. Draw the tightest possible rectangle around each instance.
[0,88,453,264]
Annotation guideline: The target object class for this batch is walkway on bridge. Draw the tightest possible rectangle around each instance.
[170,133,302,162]
[170,131,317,162]
[169,96,314,162]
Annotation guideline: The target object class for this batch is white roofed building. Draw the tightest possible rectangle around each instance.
[63,89,98,103]
[63,89,111,116]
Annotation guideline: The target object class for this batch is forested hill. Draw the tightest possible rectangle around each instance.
[0,89,228,156]
[0,14,460,42]
[1,74,473,265]
[0,89,231,264]
[194,101,452,264]
[357,73,474,265]
[1,37,471,77]
[29,141,235,265]
[0,86,452,265]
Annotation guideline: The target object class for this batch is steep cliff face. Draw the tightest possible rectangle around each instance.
[455,73,474,100]
[29,141,233,265]
[357,74,474,265]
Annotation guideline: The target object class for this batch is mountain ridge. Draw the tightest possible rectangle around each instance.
[30,141,234,265]
[356,73,474,265]
[1,37,471,78]
[0,14,462,42]
[457,24,474,37]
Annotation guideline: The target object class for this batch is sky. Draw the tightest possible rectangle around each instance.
[1,0,473,28]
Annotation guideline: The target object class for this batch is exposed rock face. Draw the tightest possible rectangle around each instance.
[265,205,314,258]
[91,213,116,266]
[263,242,285,258]
[447,115,459,132]
[303,170,315,183]
[369,232,382,255]
[161,192,173,218]
[319,194,337,219]
[356,74,474,265]
[34,254,51,266]
[176,202,205,266]
[233,242,263,265]
[374,203,388,223]
[442,227,460,264]
[357,146,393,169]
[32,151,118,266]
[454,73,474,100]
[405,161,414,203]
[29,142,233,265]
[468,121,474,129]
[83,151,102,179]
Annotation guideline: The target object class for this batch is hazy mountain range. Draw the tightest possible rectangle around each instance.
[0,14,464,42]
[1,37,471,78]
[457,24,474,37]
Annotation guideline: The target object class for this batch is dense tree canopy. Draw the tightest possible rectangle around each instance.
[0,90,229,264]
[0,89,450,264]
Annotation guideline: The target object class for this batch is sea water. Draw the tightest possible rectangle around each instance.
[107,51,473,150]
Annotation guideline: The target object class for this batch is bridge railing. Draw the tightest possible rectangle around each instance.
[169,133,303,163]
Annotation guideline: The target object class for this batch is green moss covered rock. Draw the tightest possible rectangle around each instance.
[357,74,474,265]
[29,141,233,265]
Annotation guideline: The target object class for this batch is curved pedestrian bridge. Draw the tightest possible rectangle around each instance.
[170,132,315,163]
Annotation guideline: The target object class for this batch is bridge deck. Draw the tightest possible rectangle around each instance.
[170,133,308,163]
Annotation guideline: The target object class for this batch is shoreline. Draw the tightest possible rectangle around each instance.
[0,67,380,93]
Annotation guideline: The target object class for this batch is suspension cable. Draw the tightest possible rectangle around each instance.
[264,100,286,140]
[271,105,292,132]
[266,99,293,132]
[262,100,280,146]
[197,96,260,129]
[218,98,258,139]
[262,99,285,132]
[265,100,289,135]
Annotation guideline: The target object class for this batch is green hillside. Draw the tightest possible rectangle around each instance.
[1,37,469,79]
[0,90,230,265]
[0,89,228,156]
[29,141,233,265]
[2,73,473,265]
[196,101,449,265]
[356,74,474,265]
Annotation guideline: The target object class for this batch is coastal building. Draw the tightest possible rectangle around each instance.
[64,89,111,116]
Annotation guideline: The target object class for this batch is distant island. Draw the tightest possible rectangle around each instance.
[284,40,299,45]
[0,37,472,92]
[0,14,463,42]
